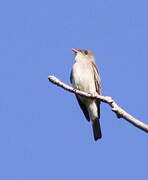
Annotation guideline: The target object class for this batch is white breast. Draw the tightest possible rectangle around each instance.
[72,54,96,93]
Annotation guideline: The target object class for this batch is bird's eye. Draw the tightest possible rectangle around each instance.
[84,50,88,55]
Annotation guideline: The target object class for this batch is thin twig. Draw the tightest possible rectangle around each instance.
[48,75,148,133]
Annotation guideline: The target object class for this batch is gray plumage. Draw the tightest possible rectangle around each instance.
[70,48,102,141]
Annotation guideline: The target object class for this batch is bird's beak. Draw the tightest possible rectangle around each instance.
[72,48,80,54]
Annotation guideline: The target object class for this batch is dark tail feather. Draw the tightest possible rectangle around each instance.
[92,119,102,141]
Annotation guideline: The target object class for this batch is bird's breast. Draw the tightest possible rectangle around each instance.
[72,62,96,93]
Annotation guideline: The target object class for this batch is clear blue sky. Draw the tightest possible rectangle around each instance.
[0,0,147,179]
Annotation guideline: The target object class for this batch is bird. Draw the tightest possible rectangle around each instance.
[70,48,102,141]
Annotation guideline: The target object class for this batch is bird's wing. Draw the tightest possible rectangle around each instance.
[91,62,101,119]
[91,62,101,95]
[75,95,90,121]
[70,69,73,83]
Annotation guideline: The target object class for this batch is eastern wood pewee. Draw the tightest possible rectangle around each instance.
[70,48,102,141]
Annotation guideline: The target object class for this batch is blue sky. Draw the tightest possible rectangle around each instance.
[0,0,148,179]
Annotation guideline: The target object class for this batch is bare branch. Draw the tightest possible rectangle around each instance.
[48,75,148,133]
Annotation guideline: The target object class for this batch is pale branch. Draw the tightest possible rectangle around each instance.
[48,75,148,133]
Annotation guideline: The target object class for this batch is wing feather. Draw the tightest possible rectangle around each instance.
[91,62,101,94]
[91,62,101,119]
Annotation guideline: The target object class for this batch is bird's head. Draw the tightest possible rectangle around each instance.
[72,48,95,62]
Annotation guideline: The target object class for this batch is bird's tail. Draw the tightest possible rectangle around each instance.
[92,119,102,141]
